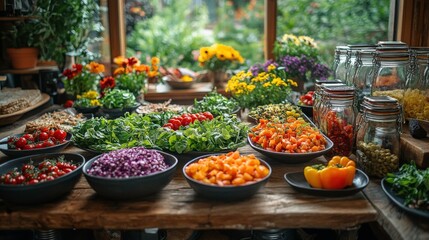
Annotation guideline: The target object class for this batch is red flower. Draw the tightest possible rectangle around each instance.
[127,57,139,66]
[62,69,73,80]
[73,63,83,73]
[100,76,116,90]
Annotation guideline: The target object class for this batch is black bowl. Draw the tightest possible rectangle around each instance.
[247,135,333,164]
[0,153,85,204]
[83,150,178,200]
[0,133,72,158]
[297,104,313,119]
[183,154,271,201]
[73,105,100,114]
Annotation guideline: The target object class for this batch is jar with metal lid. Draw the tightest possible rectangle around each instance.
[352,49,377,112]
[312,80,344,126]
[345,44,376,86]
[319,85,356,157]
[355,96,401,178]
[371,46,410,106]
[333,46,349,82]
[403,47,429,120]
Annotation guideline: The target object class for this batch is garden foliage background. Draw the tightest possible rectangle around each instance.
[125,0,389,72]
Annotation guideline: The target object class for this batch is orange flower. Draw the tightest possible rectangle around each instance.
[113,67,126,76]
[134,64,150,74]
[86,62,105,74]
[151,57,160,66]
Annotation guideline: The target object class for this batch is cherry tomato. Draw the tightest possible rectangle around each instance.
[64,100,74,108]
[40,127,50,133]
[15,137,27,149]
[28,179,39,185]
[202,112,214,120]
[163,123,174,129]
[15,175,26,184]
[181,116,192,126]
[38,132,49,141]
[53,129,67,141]
[197,114,207,121]
[168,119,182,130]
[22,134,34,142]
[42,139,55,148]
[35,143,44,148]
[48,129,55,137]
[23,144,35,150]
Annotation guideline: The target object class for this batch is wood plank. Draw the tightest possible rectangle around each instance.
[400,127,429,169]
[0,136,377,231]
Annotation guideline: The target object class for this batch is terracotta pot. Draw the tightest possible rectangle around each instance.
[37,59,57,67]
[6,48,39,69]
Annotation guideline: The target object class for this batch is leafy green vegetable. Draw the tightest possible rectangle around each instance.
[71,112,248,153]
[192,91,239,116]
[385,162,429,210]
[101,89,137,109]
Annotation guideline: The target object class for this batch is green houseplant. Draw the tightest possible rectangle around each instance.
[32,0,102,69]
[4,20,39,69]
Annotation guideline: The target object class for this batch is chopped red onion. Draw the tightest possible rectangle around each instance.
[87,147,168,178]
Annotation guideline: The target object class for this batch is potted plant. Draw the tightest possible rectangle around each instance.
[32,0,102,69]
[4,20,39,69]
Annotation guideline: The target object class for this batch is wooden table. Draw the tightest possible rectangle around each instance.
[0,104,427,240]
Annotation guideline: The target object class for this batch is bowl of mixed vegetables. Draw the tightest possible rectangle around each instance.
[0,153,85,204]
[248,117,333,163]
[183,151,271,201]
[83,147,178,200]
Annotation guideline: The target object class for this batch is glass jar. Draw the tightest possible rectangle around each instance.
[320,85,356,157]
[333,46,349,82]
[312,80,343,126]
[345,44,376,86]
[353,49,376,112]
[355,96,401,178]
[371,46,410,107]
[403,47,429,120]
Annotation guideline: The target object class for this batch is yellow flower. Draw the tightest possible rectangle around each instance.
[298,36,317,48]
[267,64,276,72]
[114,56,127,65]
[148,71,158,78]
[263,82,272,88]
[216,49,227,61]
[90,99,101,106]
[198,43,244,70]
[282,34,300,46]
[287,79,298,87]
[76,95,82,99]
[82,90,99,99]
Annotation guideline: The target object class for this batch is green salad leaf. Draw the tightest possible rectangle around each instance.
[385,162,429,210]
[192,91,239,116]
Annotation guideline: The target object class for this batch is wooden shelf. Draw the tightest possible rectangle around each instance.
[0,65,58,75]
[0,16,37,22]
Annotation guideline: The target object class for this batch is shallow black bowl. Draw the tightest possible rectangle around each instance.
[83,150,178,200]
[0,153,85,204]
[0,133,72,158]
[73,105,100,114]
[248,135,333,164]
[183,154,271,201]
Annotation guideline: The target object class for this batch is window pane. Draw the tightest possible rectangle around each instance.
[276,0,390,66]
[125,0,265,71]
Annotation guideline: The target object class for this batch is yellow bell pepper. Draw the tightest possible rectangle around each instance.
[304,156,356,189]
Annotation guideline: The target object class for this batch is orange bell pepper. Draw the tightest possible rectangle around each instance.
[303,156,356,189]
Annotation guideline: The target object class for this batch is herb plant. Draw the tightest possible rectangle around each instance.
[101,89,137,109]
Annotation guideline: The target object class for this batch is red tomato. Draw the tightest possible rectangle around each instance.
[48,129,55,137]
[22,134,34,142]
[202,112,214,120]
[163,123,174,129]
[15,137,27,149]
[42,140,55,148]
[35,143,44,148]
[197,114,207,121]
[181,116,192,126]
[64,100,74,108]
[40,127,50,133]
[28,179,39,185]
[53,129,67,141]
[38,132,49,141]
[168,119,182,130]
[23,144,35,150]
